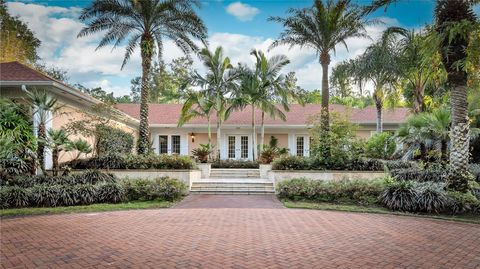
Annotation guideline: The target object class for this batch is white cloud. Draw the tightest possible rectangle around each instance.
[225,2,259,21]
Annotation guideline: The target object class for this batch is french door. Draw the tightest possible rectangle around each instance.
[227,135,250,160]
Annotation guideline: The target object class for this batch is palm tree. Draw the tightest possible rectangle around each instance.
[251,50,293,156]
[435,0,477,181]
[178,90,214,146]
[27,90,58,174]
[67,139,93,161]
[269,0,372,158]
[46,128,70,176]
[191,46,239,159]
[78,0,207,155]
[348,40,400,133]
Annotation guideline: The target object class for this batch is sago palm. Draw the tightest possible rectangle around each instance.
[78,0,207,155]
[269,0,372,158]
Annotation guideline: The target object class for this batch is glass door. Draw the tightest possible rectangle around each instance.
[227,135,250,160]
[228,135,236,159]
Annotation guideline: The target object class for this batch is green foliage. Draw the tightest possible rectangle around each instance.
[380,181,418,212]
[260,136,289,164]
[192,144,212,163]
[96,182,125,203]
[272,155,309,170]
[365,132,396,159]
[390,168,448,182]
[96,125,134,156]
[415,182,450,213]
[65,154,196,170]
[122,177,187,202]
[211,160,259,169]
[447,190,480,214]
[271,155,385,171]
[277,178,386,206]
[447,169,475,193]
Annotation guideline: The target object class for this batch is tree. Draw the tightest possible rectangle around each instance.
[0,0,40,64]
[78,0,207,155]
[178,91,215,148]
[46,129,70,176]
[191,46,239,159]
[435,0,478,191]
[269,0,372,158]
[26,90,59,174]
[331,62,354,98]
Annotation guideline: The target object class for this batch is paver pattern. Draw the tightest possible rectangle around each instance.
[174,194,284,209]
[1,195,480,269]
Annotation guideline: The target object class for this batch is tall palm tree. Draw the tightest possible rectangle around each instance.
[191,46,239,159]
[178,90,214,146]
[26,90,58,174]
[435,0,477,180]
[251,50,293,156]
[78,0,207,155]
[348,40,400,133]
[269,0,372,158]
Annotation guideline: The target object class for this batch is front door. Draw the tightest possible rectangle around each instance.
[227,135,250,160]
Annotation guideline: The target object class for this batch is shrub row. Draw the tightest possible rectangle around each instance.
[211,160,259,169]
[389,169,447,182]
[0,176,187,209]
[277,178,386,206]
[64,154,196,170]
[271,156,415,171]
[381,180,480,214]
[1,170,115,188]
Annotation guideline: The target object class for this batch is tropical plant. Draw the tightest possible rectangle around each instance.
[46,129,70,176]
[190,46,239,159]
[66,139,93,161]
[364,132,396,159]
[78,0,207,155]
[259,136,289,164]
[26,90,59,174]
[178,90,215,147]
[269,0,372,158]
[191,144,212,163]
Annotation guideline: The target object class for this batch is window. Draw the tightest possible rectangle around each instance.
[159,135,168,154]
[296,136,304,157]
[228,136,236,158]
[171,135,181,154]
[241,136,249,159]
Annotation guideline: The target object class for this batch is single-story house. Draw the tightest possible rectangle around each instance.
[1,61,409,164]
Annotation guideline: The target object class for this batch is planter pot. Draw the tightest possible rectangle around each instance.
[259,164,272,179]
[197,163,211,178]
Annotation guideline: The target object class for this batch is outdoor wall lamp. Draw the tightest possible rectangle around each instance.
[191,133,195,143]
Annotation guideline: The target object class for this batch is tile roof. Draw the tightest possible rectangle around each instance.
[115,103,409,126]
[0,61,51,81]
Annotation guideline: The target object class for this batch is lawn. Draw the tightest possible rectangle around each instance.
[283,200,480,224]
[0,199,177,218]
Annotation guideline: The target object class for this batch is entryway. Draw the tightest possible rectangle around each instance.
[227,135,250,160]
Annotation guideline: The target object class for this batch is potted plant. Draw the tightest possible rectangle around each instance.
[192,144,212,163]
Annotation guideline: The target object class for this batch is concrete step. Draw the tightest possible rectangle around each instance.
[192,183,273,188]
[190,181,274,194]
[209,169,260,179]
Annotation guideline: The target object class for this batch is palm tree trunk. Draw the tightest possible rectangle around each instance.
[207,115,212,146]
[52,148,58,176]
[251,104,256,160]
[216,118,221,161]
[449,85,470,171]
[137,36,153,155]
[374,91,383,133]
[260,111,265,158]
[37,123,46,175]
[441,139,448,162]
[320,52,331,159]
[413,84,426,114]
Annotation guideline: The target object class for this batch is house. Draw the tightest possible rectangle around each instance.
[0,61,139,169]
[115,103,409,160]
[1,61,409,164]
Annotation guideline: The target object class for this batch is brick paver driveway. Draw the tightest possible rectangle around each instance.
[1,195,480,269]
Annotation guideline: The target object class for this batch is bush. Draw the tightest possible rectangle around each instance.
[0,186,30,208]
[276,178,386,206]
[447,191,480,214]
[364,132,396,159]
[65,154,196,170]
[122,177,187,201]
[96,182,125,203]
[272,156,309,170]
[380,181,418,212]
[470,163,480,182]
[72,183,97,205]
[211,160,259,169]
[382,160,419,170]
[272,156,384,171]
[96,125,134,156]
[390,168,448,182]
[415,182,449,213]
[1,170,116,188]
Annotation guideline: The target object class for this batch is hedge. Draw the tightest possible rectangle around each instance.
[96,125,134,156]
[211,160,259,169]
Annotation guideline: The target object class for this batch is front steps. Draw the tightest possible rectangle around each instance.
[191,168,274,194]
[190,182,274,194]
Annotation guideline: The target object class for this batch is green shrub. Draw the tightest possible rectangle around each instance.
[1,170,116,187]
[272,156,310,170]
[380,181,418,212]
[382,160,419,170]
[415,182,449,213]
[211,160,259,169]
[96,125,134,156]
[272,156,384,171]
[72,184,97,205]
[276,178,385,205]
[447,169,474,192]
[469,163,480,182]
[390,168,448,182]
[447,191,480,214]
[96,182,125,203]
[0,186,30,208]
[122,177,187,201]
[65,154,195,170]
[364,132,396,159]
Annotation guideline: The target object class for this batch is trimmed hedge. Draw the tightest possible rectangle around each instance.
[0,171,187,209]
[277,178,386,206]
[271,156,392,171]
[389,169,447,182]
[64,154,196,170]
[96,125,134,156]
[211,160,259,169]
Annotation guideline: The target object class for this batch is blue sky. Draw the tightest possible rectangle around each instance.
[5,0,479,96]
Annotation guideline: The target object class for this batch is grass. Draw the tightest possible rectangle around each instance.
[0,199,177,218]
[283,200,480,224]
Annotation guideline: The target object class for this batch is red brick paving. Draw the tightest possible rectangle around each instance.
[1,196,480,269]
[174,194,284,209]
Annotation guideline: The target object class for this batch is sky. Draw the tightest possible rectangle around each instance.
[5,0,480,97]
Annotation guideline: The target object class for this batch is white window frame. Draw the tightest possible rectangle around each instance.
[294,134,310,157]
[157,134,184,155]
